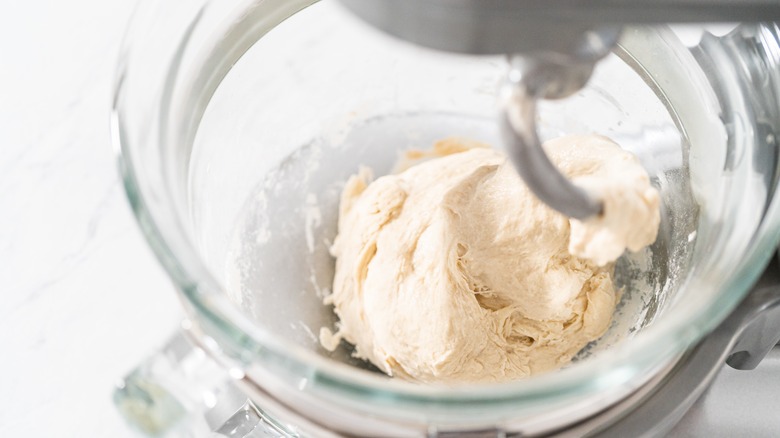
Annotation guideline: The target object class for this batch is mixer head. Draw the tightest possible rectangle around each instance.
[338,0,780,219]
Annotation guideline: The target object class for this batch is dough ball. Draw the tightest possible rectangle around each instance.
[321,136,659,383]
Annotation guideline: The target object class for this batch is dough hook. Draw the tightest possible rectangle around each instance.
[338,0,780,219]
[499,52,613,220]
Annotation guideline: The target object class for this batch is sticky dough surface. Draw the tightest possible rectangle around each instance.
[321,135,660,383]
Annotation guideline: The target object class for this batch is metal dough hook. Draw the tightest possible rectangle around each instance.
[500,55,604,220]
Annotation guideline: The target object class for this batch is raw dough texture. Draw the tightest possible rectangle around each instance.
[321,135,660,383]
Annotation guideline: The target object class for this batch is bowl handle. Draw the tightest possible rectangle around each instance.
[112,324,290,437]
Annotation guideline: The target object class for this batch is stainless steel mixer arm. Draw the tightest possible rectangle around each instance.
[339,0,780,55]
[339,0,780,220]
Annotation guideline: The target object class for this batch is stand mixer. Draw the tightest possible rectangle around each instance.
[111,0,780,436]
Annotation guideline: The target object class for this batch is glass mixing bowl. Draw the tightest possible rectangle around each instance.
[113,0,780,434]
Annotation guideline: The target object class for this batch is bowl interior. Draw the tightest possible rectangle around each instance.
[187,1,699,377]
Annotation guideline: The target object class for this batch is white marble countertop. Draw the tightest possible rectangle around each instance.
[0,1,179,436]
[1,1,778,437]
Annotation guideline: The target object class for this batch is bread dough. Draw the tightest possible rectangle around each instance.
[320,135,660,383]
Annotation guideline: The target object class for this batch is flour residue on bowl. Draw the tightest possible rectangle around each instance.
[223,112,681,378]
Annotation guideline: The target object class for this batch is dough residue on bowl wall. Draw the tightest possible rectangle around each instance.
[320,136,660,383]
